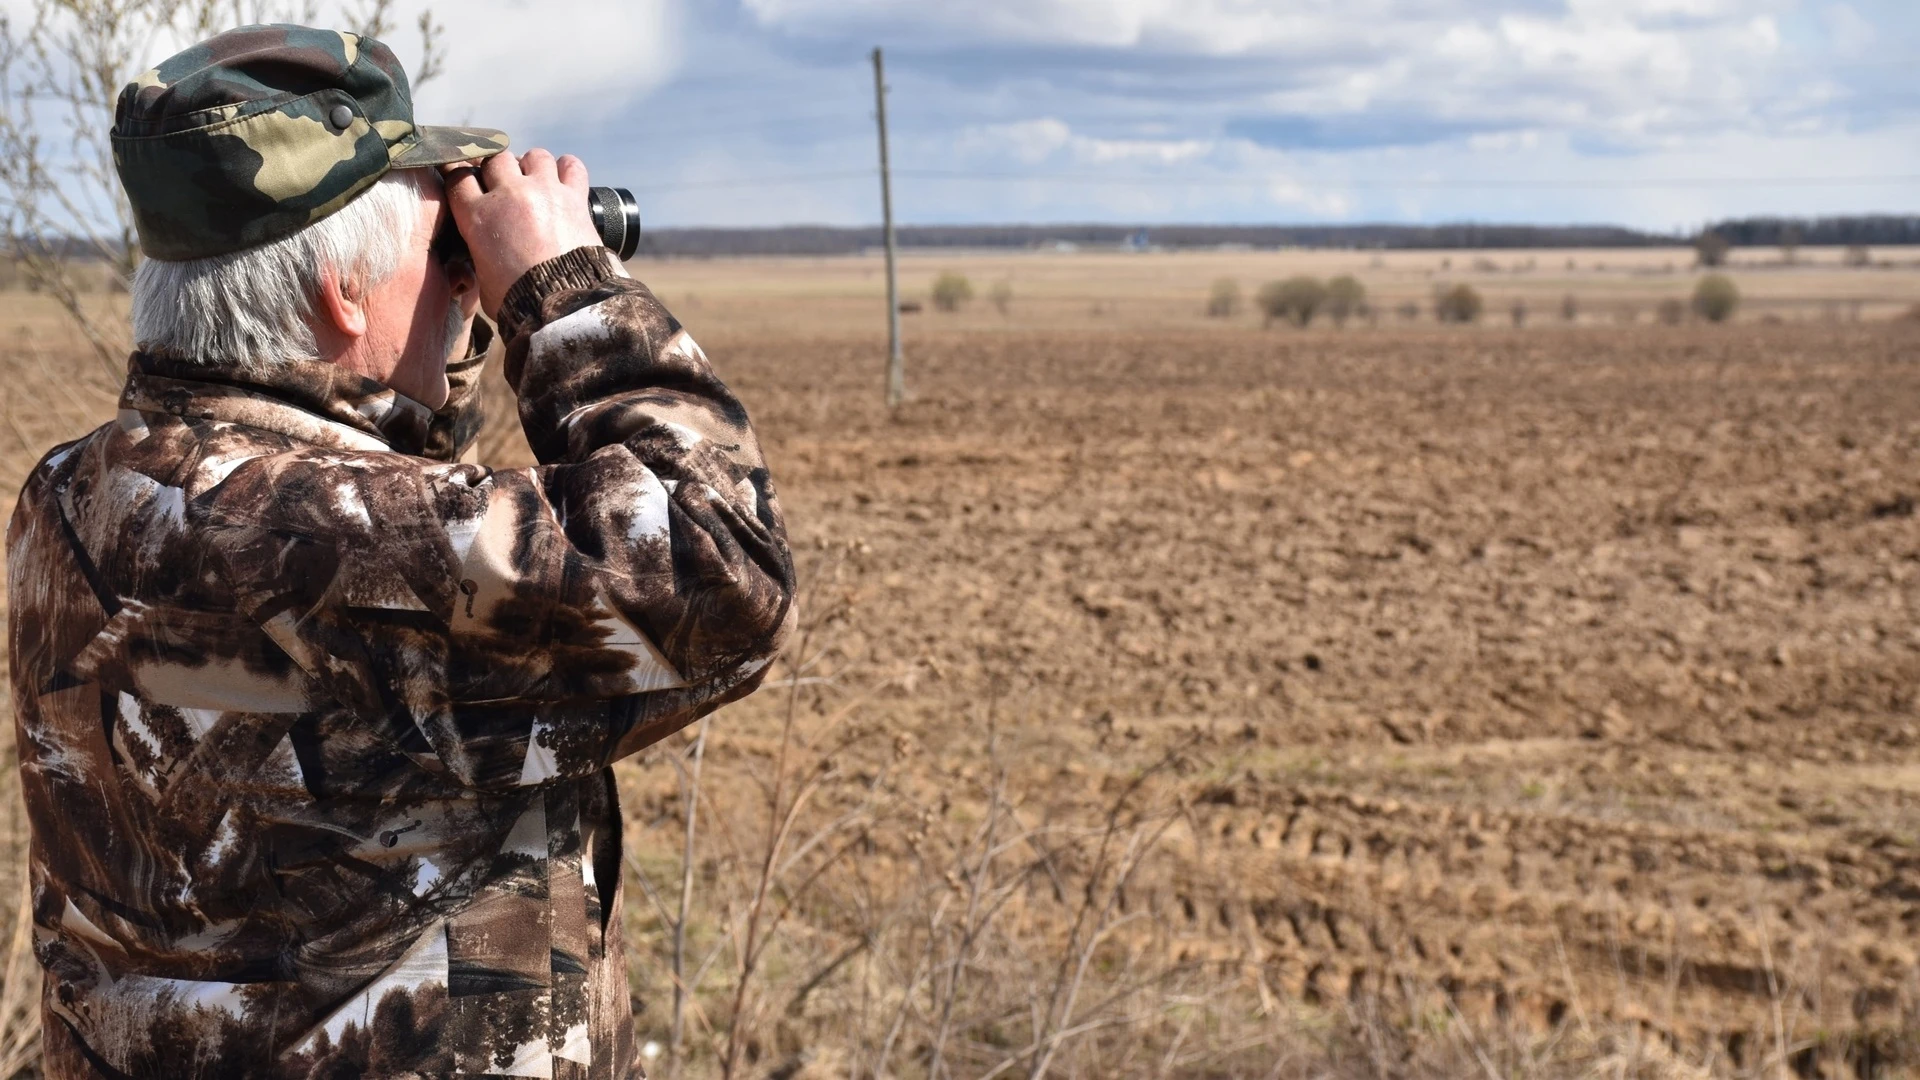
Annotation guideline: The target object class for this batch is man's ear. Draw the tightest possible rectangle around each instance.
[315,266,369,340]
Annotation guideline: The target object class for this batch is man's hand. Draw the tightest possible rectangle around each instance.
[443,149,603,319]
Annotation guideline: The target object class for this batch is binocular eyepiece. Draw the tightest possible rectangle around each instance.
[588,187,642,260]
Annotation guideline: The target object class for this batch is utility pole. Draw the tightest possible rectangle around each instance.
[872,46,904,407]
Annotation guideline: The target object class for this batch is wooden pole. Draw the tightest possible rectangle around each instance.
[872,46,904,406]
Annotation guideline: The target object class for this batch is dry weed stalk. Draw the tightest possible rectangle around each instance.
[615,543,1236,1079]
[0,884,38,1078]
[716,605,878,1080]
[0,678,37,1078]
[668,716,710,1076]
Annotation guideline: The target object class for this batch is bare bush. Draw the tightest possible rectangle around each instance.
[1510,297,1527,327]
[1204,277,1239,318]
[1657,297,1687,326]
[1560,293,1578,323]
[988,279,1013,316]
[1692,273,1739,323]
[1779,224,1802,265]
[1432,283,1483,324]
[1693,231,1731,268]
[1325,274,1367,328]
[618,557,1225,1080]
[931,271,973,312]
[1844,244,1871,268]
[1258,275,1327,328]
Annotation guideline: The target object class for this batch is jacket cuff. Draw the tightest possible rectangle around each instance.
[495,247,623,340]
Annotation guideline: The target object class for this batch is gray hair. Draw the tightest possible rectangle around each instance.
[131,170,431,373]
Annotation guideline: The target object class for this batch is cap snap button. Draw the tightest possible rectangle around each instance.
[328,104,354,131]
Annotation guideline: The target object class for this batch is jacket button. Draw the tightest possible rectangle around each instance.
[329,104,354,131]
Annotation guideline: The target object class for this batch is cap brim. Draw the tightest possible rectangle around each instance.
[390,124,510,168]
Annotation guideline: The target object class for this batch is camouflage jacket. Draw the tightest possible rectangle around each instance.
[6,248,795,1079]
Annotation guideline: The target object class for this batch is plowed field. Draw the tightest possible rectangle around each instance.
[677,321,1920,1070]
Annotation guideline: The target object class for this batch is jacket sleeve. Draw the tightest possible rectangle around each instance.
[200,248,795,789]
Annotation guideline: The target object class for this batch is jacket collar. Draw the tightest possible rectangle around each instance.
[119,323,491,457]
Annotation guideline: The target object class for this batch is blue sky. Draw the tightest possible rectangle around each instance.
[214,1,1920,230]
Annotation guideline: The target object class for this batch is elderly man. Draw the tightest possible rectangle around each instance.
[6,24,792,1080]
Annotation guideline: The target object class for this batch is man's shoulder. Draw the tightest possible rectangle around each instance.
[8,407,473,558]
[9,423,109,534]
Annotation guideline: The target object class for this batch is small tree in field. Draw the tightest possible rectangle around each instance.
[1324,274,1366,327]
[1257,276,1327,328]
[931,271,973,312]
[988,279,1013,316]
[1432,283,1483,324]
[1779,224,1802,265]
[1693,231,1731,268]
[1844,244,1871,268]
[1560,294,1579,323]
[1657,297,1686,325]
[1691,273,1739,323]
[1509,297,1527,327]
[1206,278,1240,318]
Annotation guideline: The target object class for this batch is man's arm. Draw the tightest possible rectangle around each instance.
[186,151,794,789]
[190,257,792,790]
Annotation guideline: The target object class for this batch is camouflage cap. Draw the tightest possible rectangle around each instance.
[113,23,509,261]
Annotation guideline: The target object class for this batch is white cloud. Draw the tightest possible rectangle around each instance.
[1822,3,1876,54]
[1076,135,1212,165]
[960,119,1074,163]
[386,0,678,131]
[1266,179,1352,217]
[957,118,1213,166]
[946,116,1355,216]
[739,0,1822,149]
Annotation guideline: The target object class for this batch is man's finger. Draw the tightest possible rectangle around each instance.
[440,163,483,209]
[480,150,520,187]
[556,154,589,193]
[519,148,557,179]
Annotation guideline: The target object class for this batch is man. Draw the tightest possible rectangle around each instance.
[6,24,793,1080]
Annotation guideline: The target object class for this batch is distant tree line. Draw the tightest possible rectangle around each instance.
[1700,215,1920,248]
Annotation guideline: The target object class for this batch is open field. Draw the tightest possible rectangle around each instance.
[640,246,1920,334]
[0,249,1915,1077]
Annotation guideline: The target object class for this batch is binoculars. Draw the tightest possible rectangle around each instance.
[435,186,641,268]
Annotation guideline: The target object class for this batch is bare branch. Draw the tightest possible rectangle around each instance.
[0,0,446,385]
[342,0,394,38]
[412,8,443,86]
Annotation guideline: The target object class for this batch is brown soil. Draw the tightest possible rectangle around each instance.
[647,322,1920,1067]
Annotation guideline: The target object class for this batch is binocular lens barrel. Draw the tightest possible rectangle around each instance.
[588,187,642,260]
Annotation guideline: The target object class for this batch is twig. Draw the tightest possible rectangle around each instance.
[1442,995,1504,1080]
[668,717,710,1077]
